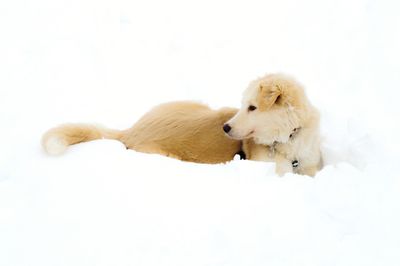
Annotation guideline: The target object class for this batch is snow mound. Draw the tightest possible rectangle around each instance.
[1,0,400,265]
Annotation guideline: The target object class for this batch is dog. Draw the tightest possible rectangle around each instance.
[42,74,322,176]
[223,73,322,176]
[42,101,242,164]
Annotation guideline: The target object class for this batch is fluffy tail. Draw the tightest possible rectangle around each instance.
[42,123,123,155]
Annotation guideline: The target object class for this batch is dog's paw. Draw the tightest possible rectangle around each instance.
[275,160,293,177]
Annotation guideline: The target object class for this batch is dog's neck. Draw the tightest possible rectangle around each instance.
[288,127,301,141]
[270,127,301,151]
[267,127,302,170]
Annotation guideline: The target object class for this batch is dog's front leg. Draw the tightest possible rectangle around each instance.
[274,155,293,177]
[298,164,319,177]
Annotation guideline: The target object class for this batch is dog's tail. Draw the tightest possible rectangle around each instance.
[42,123,123,155]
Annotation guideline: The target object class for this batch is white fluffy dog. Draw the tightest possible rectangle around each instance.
[224,73,322,176]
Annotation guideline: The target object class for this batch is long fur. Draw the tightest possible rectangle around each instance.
[42,74,322,175]
[224,73,322,176]
[42,101,241,164]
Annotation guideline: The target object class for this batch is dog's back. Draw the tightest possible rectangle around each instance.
[121,101,241,163]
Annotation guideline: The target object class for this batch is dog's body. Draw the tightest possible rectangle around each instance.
[224,73,322,176]
[42,101,242,164]
[43,73,322,176]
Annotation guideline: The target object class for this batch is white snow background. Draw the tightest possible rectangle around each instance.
[1,0,400,265]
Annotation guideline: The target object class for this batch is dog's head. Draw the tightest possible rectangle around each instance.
[223,73,310,145]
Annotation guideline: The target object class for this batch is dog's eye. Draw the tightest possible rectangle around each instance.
[248,105,257,111]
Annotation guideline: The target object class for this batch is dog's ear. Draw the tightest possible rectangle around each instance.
[258,84,283,110]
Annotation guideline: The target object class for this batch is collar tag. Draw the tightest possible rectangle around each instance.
[292,160,299,168]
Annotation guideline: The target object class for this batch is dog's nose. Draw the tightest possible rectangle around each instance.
[223,124,231,133]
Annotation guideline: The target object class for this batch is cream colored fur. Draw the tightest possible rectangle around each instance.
[42,101,241,164]
[42,74,322,175]
[225,73,322,176]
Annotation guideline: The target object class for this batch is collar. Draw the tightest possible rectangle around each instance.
[271,127,301,148]
[269,127,301,169]
[289,127,301,140]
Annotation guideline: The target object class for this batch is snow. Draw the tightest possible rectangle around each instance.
[1,0,400,265]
